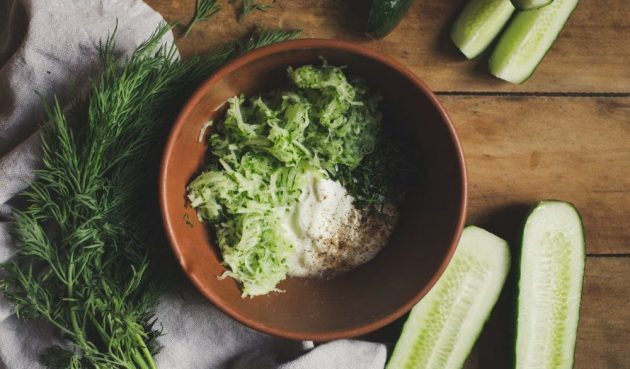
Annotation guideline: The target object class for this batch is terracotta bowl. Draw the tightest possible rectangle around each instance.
[160,39,467,341]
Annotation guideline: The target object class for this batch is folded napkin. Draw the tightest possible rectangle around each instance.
[0,1,387,368]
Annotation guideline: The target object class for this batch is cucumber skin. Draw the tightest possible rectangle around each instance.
[489,0,580,84]
[513,200,585,369]
[511,0,553,10]
[367,0,415,39]
[450,0,516,59]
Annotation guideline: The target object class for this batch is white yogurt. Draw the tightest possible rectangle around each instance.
[279,170,398,278]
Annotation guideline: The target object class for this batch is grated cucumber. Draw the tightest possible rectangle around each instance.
[511,0,553,10]
[489,0,579,83]
[451,0,515,59]
[386,226,510,369]
[515,201,585,369]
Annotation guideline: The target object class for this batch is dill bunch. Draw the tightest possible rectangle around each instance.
[184,0,221,37]
[0,25,299,369]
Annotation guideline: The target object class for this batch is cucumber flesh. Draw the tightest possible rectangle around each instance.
[451,0,515,59]
[516,201,585,369]
[511,0,553,10]
[386,226,510,369]
[489,0,579,84]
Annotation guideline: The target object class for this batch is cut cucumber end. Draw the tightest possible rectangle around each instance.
[511,0,553,9]
[515,200,585,369]
[386,226,510,369]
[451,0,515,59]
[489,0,579,84]
[489,55,531,84]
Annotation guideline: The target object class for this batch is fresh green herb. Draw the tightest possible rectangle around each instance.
[334,125,413,211]
[183,213,194,228]
[0,25,299,369]
[240,0,272,20]
[183,0,221,37]
[240,28,301,53]
[188,64,400,297]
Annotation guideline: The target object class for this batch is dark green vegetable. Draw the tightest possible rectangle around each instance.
[0,25,299,369]
[367,0,415,39]
[183,0,221,37]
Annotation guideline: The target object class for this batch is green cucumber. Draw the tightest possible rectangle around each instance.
[515,201,585,369]
[451,0,515,59]
[386,226,510,369]
[511,0,553,10]
[367,0,415,39]
[489,0,579,84]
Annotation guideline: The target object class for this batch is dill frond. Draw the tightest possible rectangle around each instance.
[240,28,301,53]
[240,0,272,20]
[184,0,221,37]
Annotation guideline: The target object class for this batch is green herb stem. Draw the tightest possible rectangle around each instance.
[134,332,158,369]
[240,0,272,20]
[184,0,221,37]
[131,349,151,369]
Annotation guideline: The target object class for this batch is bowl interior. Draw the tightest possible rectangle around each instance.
[161,41,466,340]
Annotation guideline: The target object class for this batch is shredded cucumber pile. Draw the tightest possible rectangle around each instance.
[188,65,386,297]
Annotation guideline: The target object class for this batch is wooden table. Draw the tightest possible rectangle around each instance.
[146,1,630,367]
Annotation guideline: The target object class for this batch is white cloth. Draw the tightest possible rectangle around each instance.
[0,1,388,368]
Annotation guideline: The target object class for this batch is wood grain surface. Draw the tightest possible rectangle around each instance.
[444,96,630,255]
[147,0,630,93]
[145,0,630,367]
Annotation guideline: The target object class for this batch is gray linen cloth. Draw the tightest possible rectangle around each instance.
[0,0,387,368]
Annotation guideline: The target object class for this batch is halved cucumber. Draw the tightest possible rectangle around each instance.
[489,0,579,84]
[386,226,510,369]
[451,0,515,59]
[516,201,585,369]
[511,0,553,10]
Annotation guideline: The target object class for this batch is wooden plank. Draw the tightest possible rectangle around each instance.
[463,257,630,369]
[575,258,630,368]
[441,96,630,255]
[146,0,630,93]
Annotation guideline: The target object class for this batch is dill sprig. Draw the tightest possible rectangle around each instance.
[183,0,221,37]
[334,123,417,212]
[240,0,272,20]
[240,27,301,53]
[0,25,299,369]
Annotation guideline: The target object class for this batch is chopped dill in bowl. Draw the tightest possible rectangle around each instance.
[187,64,410,297]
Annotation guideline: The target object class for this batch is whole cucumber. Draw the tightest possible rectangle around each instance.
[367,0,415,39]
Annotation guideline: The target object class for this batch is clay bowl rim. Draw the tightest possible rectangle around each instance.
[160,38,468,341]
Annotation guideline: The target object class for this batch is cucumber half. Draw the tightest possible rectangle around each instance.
[511,0,553,10]
[516,201,585,369]
[489,0,579,84]
[386,226,510,369]
[451,0,515,59]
